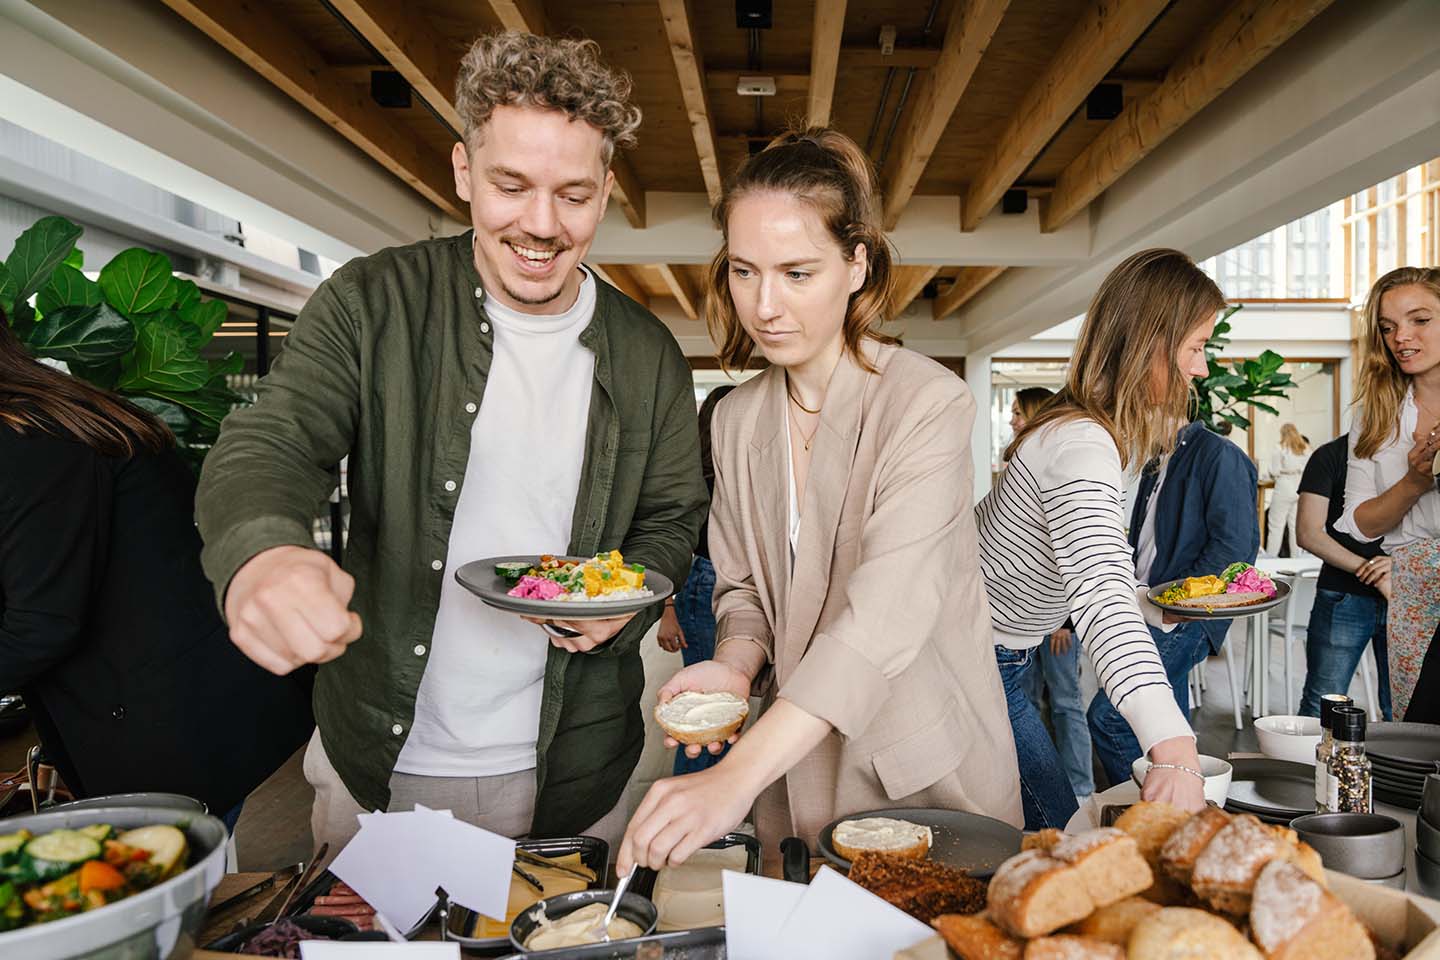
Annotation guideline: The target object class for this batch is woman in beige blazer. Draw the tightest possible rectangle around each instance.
[618,129,1021,873]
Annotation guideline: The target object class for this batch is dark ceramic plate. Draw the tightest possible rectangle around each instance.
[455,556,673,621]
[816,807,1020,879]
[1224,757,1315,820]
[1146,578,1290,619]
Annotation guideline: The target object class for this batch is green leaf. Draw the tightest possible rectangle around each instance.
[1222,410,1252,429]
[173,278,201,312]
[1258,350,1286,376]
[5,216,83,303]
[99,248,175,318]
[63,248,84,269]
[118,316,209,393]
[25,303,135,365]
[0,263,15,314]
[177,298,227,347]
[68,357,122,390]
[9,300,36,341]
[208,351,244,381]
[141,383,242,428]
[128,395,193,434]
[1249,400,1281,416]
[37,263,102,316]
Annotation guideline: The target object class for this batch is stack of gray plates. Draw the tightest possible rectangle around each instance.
[1222,758,1315,824]
[1367,722,1440,810]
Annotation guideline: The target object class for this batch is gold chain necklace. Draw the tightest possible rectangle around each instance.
[789,405,819,452]
[786,380,821,415]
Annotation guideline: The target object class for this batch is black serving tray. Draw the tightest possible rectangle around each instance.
[629,832,761,901]
[492,924,727,960]
[444,835,610,955]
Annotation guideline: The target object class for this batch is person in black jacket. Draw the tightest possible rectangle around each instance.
[0,311,312,826]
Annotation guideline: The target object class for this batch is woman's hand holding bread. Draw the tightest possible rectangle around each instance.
[656,660,753,757]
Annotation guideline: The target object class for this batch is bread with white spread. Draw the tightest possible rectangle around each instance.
[653,691,749,745]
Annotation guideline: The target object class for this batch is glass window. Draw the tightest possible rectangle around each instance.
[1207,230,1277,298]
[991,361,1069,475]
[1286,208,1331,298]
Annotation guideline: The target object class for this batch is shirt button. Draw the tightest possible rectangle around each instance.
[391,724,403,736]
[465,402,477,414]
[444,480,457,492]
[480,321,491,334]
[431,559,443,571]
[474,286,483,300]
[111,705,126,720]
[414,644,427,656]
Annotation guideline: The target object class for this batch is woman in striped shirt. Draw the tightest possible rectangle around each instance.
[976,248,1217,829]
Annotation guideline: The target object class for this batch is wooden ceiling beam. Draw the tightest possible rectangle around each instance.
[840,47,942,70]
[891,266,940,319]
[158,0,464,220]
[488,0,547,35]
[1042,0,1339,232]
[962,0,1169,232]
[659,0,724,205]
[933,266,1006,321]
[477,0,646,227]
[879,0,1011,230]
[591,265,650,308]
[656,264,702,321]
[807,0,848,127]
[327,0,461,131]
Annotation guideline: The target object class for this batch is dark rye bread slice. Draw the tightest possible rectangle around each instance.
[847,850,987,924]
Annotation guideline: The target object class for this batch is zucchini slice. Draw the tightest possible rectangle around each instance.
[0,830,31,868]
[22,830,101,883]
[77,824,114,844]
[494,561,530,581]
[115,825,188,880]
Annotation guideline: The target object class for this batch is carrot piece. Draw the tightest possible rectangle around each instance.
[79,859,126,893]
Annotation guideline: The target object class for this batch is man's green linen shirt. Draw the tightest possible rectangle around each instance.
[196,233,706,835]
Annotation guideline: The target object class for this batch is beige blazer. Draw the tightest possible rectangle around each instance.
[709,342,1022,850]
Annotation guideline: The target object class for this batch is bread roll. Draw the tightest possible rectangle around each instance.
[987,850,1094,939]
[831,817,931,862]
[1112,802,1191,903]
[653,691,748,745]
[1249,860,1375,960]
[1126,906,1263,959]
[1190,814,1287,915]
[1063,896,1159,945]
[1159,807,1231,887]
[1049,828,1152,908]
[931,912,1023,960]
[1022,935,1123,959]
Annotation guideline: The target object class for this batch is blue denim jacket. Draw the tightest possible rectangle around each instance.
[1130,421,1260,653]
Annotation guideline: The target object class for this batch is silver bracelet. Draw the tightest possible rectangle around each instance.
[1148,762,1204,780]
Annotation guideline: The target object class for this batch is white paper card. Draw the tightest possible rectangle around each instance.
[770,866,932,960]
[328,805,514,930]
[722,870,808,960]
[300,943,460,959]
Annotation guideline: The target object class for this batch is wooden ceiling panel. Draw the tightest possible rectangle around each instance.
[914,0,1091,195]
[266,0,374,64]
[553,2,704,193]
[1112,0,1227,77]
[695,0,818,73]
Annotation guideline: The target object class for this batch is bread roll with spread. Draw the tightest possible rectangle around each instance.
[653,691,748,745]
[831,817,932,862]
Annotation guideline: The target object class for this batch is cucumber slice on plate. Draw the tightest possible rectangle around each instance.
[78,824,114,844]
[22,830,101,882]
[0,830,30,868]
[494,561,530,582]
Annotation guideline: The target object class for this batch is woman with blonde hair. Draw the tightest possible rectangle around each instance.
[1264,423,1310,556]
[617,128,1021,871]
[976,248,1219,828]
[1335,266,1440,720]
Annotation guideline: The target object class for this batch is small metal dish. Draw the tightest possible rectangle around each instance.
[1289,812,1406,880]
[509,890,657,953]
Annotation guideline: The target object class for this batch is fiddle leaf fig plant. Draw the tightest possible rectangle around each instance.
[1191,304,1298,433]
[2,215,246,468]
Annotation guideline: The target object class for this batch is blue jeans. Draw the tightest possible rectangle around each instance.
[1300,589,1393,720]
[1087,622,1211,788]
[996,645,1080,830]
[1028,639,1095,798]
[673,556,728,775]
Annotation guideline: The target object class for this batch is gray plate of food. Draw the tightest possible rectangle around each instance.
[816,807,1020,879]
[1146,575,1289,619]
[455,555,673,621]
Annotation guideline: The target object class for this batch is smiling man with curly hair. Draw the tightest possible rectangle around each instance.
[197,32,706,852]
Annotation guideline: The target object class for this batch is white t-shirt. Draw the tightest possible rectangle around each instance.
[1134,458,1170,586]
[395,269,597,778]
[1336,388,1440,550]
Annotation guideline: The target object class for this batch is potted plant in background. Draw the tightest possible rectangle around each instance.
[1191,305,1298,434]
[0,215,245,469]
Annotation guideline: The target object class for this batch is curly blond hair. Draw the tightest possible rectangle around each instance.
[455,32,642,167]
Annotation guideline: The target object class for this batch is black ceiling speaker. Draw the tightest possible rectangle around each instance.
[371,70,412,109]
[1086,82,1124,121]
[1001,189,1028,215]
[736,0,772,29]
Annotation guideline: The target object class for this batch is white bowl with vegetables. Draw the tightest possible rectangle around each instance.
[0,803,226,959]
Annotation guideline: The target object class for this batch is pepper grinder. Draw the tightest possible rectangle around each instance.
[1315,693,1353,812]
[1328,704,1373,814]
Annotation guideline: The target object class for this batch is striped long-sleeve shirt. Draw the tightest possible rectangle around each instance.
[976,418,1192,753]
